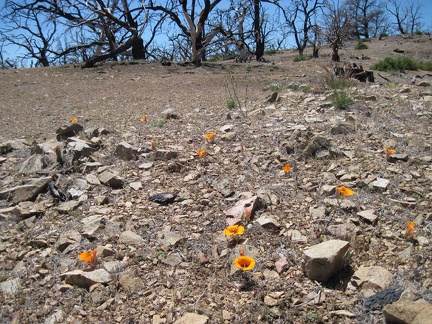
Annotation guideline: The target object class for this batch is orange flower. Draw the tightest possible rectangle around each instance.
[151,140,156,151]
[335,186,355,199]
[204,132,216,142]
[233,256,255,271]
[70,117,78,123]
[78,249,98,267]
[406,221,415,237]
[140,115,147,122]
[385,148,396,155]
[197,150,208,158]
[282,164,291,174]
[224,225,245,237]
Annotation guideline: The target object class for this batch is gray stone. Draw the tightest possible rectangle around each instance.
[173,312,209,324]
[89,283,109,306]
[160,231,186,247]
[161,108,179,119]
[370,177,390,191]
[118,267,145,293]
[211,177,234,198]
[138,161,153,170]
[349,265,393,297]
[161,253,183,267]
[327,223,358,240]
[0,277,21,296]
[309,206,326,218]
[115,141,139,161]
[13,201,44,219]
[383,298,432,324]
[57,200,82,213]
[98,171,124,188]
[357,209,378,224]
[19,154,47,174]
[303,239,350,281]
[119,230,144,245]
[255,215,281,230]
[64,137,94,163]
[56,229,81,252]
[129,181,142,191]
[0,177,51,203]
[289,229,308,243]
[85,173,101,185]
[417,81,431,87]
[61,269,112,288]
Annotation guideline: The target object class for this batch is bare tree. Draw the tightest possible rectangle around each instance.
[285,0,325,56]
[323,0,352,62]
[346,0,386,39]
[2,0,150,68]
[386,0,423,35]
[147,0,224,64]
[1,1,58,66]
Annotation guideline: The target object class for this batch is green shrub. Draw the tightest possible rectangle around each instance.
[355,40,369,50]
[372,56,432,72]
[226,99,237,109]
[415,30,423,35]
[332,90,354,109]
[293,55,308,62]
[287,83,311,92]
[264,49,277,55]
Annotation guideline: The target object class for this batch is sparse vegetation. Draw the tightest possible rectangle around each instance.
[226,99,237,109]
[372,56,432,72]
[287,83,312,92]
[331,90,354,109]
[264,49,277,55]
[267,82,283,92]
[355,39,369,50]
[293,54,309,62]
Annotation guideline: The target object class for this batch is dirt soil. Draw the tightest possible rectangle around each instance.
[1,34,432,323]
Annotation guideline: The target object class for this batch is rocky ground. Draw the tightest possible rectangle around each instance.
[1,35,432,323]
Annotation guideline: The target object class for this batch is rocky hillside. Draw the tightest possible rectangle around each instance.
[1,35,432,323]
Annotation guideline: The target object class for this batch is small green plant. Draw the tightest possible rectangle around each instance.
[223,68,249,117]
[293,54,308,62]
[372,56,432,72]
[150,119,166,128]
[226,99,237,109]
[287,83,312,92]
[267,82,283,92]
[264,49,277,55]
[415,30,423,35]
[322,65,356,89]
[156,250,166,258]
[332,90,354,109]
[305,311,323,323]
[355,40,369,50]
[181,289,192,297]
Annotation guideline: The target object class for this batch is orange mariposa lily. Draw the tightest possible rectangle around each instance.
[78,249,98,268]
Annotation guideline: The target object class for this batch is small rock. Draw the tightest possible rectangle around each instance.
[349,265,393,297]
[19,154,47,174]
[364,287,403,310]
[225,195,263,226]
[211,176,235,198]
[61,269,112,288]
[0,278,21,296]
[417,81,431,87]
[98,171,124,188]
[56,229,81,252]
[387,153,409,163]
[57,200,82,213]
[129,181,142,191]
[118,267,145,293]
[160,230,186,247]
[119,230,144,245]
[0,177,51,203]
[289,229,308,243]
[89,283,109,306]
[357,209,378,224]
[138,161,154,170]
[329,310,356,318]
[370,177,390,191]
[173,312,209,324]
[255,215,280,230]
[148,192,177,205]
[327,223,358,240]
[275,257,290,273]
[383,298,432,324]
[115,141,139,161]
[13,201,44,219]
[303,239,350,281]
[56,123,84,140]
